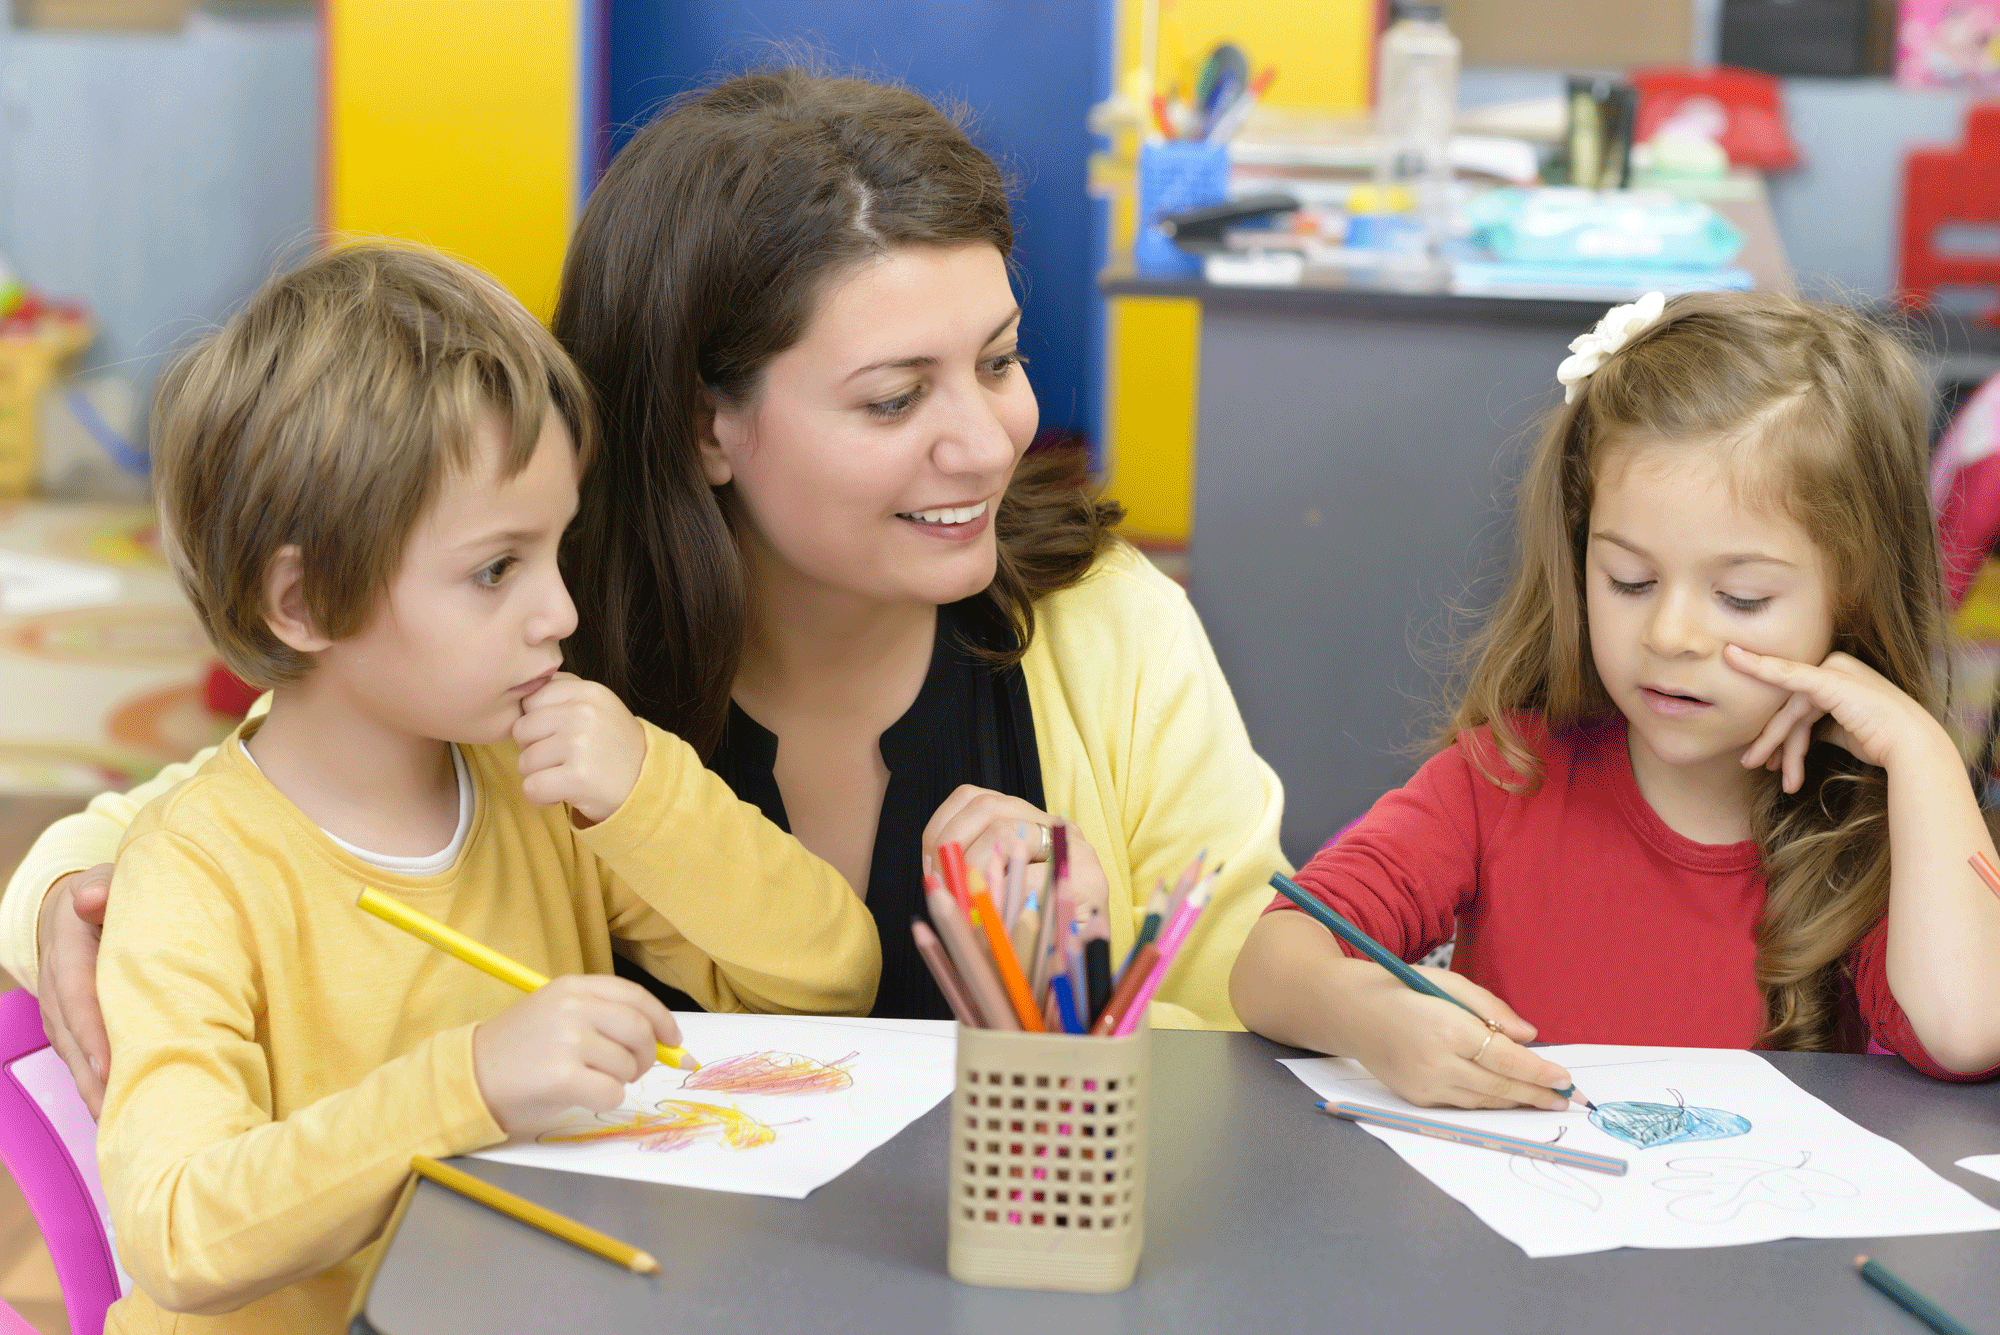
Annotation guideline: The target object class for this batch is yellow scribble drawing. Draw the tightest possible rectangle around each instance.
[681,1050,858,1096]
[541,1100,778,1153]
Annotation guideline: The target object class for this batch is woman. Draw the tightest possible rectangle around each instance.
[9,69,1286,1111]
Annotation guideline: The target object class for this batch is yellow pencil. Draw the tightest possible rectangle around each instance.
[357,887,699,1072]
[411,1155,659,1274]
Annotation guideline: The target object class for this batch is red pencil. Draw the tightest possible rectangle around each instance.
[938,842,973,914]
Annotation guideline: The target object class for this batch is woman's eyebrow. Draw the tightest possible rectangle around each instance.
[843,309,1023,382]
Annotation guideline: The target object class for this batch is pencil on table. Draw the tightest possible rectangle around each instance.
[1315,1103,1627,1176]
[1854,1255,1975,1335]
[357,888,698,1072]
[411,1155,658,1274]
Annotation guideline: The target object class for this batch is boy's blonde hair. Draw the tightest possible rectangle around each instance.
[153,243,596,688]
[1446,290,1945,1052]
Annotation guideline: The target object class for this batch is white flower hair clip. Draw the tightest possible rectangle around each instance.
[1556,290,1667,404]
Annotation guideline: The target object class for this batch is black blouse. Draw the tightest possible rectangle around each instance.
[615,596,1043,1020]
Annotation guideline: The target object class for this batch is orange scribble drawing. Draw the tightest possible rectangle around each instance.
[541,1100,778,1153]
[681,1050,858,1096]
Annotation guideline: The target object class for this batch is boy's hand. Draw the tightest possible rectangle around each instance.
[513,672,646,825]
[1345,965,1576,1111]
[471,974,682,1135]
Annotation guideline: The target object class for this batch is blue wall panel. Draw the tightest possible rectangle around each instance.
[604,0,1106,443]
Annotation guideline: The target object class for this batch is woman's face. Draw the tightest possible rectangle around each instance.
[702,243,1037,609]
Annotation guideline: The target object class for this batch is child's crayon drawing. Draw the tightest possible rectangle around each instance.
[680,1049,858,1096]
[542,1099,780,1153]
[476,1013,957,1200]
[1587,1089,1751,1150]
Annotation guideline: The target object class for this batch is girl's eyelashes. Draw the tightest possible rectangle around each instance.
[473,555,517,588]
[1720,592,1772,613]
[1608,576,1653,597]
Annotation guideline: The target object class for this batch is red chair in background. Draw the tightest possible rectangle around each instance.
[1900,103,2000,327]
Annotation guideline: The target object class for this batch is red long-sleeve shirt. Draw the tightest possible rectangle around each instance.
[1270,714,1996,1083]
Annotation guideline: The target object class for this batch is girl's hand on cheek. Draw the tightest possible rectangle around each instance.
[513,672,648,825]
[1726,645,1947,790]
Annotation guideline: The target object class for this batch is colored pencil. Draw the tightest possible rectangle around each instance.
[1854,1255,1975,1335]
[1317,1102,1627,1176]
[938,841,973,914]
[412,1155,659,1273]
[1001,833,1026,931]
[357,888,699,1072]
[1051,974,1085,1034]
[1969,851,2000,906]
[926,882,1018,1030]
[1166,849,1205,916]
[1112,868,1219,1036]
[912,919,984,1026]
[1090,943,1160,1036]
[1084,936,1113,1021]
[1268,872,1595,1110]
[973,889,1045,1031]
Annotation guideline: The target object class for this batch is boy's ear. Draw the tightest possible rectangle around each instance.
[262,545,333,654]
[696,388,739,488]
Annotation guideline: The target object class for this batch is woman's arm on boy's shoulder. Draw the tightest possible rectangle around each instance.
[582,721,881,1016]
[98,828,505,1315]
[0,748,219,987]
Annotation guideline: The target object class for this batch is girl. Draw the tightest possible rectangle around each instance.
[1230,290,2000,1108]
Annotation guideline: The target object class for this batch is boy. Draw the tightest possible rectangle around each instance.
[95,245,879,1333]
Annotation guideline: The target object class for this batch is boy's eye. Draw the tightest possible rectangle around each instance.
[474,556,516,588]
[1608,577,1653,596]
[1720,592,1772,613]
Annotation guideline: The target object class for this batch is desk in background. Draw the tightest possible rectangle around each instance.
[355,1034,1998,1334]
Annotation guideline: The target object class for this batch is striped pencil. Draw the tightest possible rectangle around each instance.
[1317,1101,1628,1176]
[1969,851,2000,905]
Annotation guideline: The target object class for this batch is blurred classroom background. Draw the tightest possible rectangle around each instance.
[1,1,1999,1320]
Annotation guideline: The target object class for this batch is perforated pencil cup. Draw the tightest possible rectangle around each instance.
[1134,140,1229,277]
[947,1024,1148,1293]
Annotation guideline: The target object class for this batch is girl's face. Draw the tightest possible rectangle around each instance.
[701,243,1037,610]
[1584,442,1837,776]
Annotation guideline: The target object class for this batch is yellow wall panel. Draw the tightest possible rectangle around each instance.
[1106,296,1202,542]
[327,0,578,320]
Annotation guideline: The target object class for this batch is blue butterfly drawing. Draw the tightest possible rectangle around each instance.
[1588,1089,1751,1149]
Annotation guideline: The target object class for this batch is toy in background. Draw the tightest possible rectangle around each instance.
[1898,0,2000,91]
[1899,103,2000,328]
[0,261,95,500]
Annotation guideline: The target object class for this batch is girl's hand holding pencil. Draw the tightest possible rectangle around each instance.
[1335,961,1577,1112]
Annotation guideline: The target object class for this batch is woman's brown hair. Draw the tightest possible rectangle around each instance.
[1445,290,1948,1051]
[554,67,1120,757]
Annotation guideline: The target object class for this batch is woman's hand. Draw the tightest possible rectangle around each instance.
[922,784,1055,879]
[1343,964,1575,1111]
[1727,645,1953,792]
[35,864,113,1116]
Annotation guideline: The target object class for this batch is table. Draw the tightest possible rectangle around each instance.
[353,1033,2000,1334]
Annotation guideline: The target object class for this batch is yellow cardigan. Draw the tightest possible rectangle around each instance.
[3,540,1288,1028]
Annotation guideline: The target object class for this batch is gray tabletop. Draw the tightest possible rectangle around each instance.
[355,1033,2000,1334]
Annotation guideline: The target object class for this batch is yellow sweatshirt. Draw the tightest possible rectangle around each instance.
[95,719,877,1333]
[7,541,1287,1028]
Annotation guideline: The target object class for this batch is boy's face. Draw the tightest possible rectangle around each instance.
[317,412,580,745]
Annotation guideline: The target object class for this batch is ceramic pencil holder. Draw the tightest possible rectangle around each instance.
[946,1023,1149,1293]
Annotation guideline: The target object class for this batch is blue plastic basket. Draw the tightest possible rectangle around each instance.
[1134,142,1230,277]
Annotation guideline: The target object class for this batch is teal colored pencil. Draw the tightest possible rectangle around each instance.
[1268,871,1594,1109]
[1855,1256,1975,1335]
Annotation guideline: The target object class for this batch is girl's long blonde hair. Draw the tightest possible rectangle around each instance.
[1447,290,1947,1051]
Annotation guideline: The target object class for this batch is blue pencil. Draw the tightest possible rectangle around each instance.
[1050,975,1085,1034]
[1269,871,1595,1110]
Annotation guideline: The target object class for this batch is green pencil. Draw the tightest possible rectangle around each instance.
[1855,1255,1974,1335]
[1268,871,1594,1110]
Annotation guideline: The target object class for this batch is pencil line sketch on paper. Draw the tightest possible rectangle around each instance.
[1589,1089,1752,1150]
[541,1100,782,1154]
[1508,1153,1604,1211]
[680,1050,858,1096]
[1653,1151,1860,1223]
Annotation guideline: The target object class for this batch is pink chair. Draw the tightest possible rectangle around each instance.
[0,986,125,1335]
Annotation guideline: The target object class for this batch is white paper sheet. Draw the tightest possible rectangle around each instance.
[0,549,120,616]
[1280,1045,2000,1257]
[1958,1154,2000,1184]
[476,1013,955,1200]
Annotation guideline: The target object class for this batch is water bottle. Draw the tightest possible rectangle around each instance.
[1374,1,1460,273]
